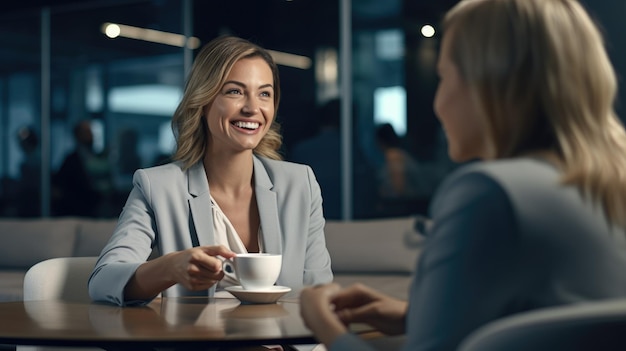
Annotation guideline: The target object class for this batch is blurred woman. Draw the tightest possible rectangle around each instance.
[300,0,626,350]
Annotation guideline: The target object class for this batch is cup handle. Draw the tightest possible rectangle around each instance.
[222,258,238,282]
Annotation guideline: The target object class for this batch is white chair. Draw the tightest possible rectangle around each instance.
[21,256,101,351]
[23,256,98,302]
[457,298,626,351]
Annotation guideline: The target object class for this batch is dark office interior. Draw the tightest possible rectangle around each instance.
[0,0,623,220]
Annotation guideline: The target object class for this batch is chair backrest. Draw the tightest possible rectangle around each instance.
[23,256,98,302]
[457,298,626,351]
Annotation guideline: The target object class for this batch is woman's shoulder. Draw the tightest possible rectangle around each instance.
[429,158,558,218]
[255,155,312,174]
[132,161,188,187]
[434,158,562,209]
[254,156,316,189]
[447,158,559,184]
[137,161,185,176]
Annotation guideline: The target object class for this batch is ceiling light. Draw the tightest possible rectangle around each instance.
[101,22,201,49]
[421,25,435,38]
[267,49,312,70]
[102,22,310,70]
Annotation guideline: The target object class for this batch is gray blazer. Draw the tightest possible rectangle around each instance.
[330,158,626,351]
[89,156,333,306]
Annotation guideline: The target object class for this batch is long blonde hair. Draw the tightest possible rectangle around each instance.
[444,0,626,227]
[171,35,283,170]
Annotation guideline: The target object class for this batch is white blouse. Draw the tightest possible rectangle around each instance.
[210,196,264,291]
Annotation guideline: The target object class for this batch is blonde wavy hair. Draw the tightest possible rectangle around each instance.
[444,0,626,227]
[171,35,283,170]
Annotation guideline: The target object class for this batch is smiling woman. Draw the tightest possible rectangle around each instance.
[205,57,276,156]
[88,36,334,311]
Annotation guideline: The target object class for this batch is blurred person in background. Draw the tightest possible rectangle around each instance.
[374,122,428,216]
[15,125,41,217]
[290,98,377,219]
[53,119,113,217]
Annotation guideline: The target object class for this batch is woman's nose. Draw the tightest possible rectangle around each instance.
[241,98,259,115]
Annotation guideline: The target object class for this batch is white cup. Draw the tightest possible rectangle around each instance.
[222,253,282,290]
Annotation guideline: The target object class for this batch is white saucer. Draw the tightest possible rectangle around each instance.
[225,285,292,304]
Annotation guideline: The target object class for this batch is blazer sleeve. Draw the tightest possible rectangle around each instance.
[88,169,158,306]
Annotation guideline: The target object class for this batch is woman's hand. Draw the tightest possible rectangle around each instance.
[165,245,236,291]
[331,283,408,335]
[300,283,349,347]
[125,245,236,301]
[300,282,408,345]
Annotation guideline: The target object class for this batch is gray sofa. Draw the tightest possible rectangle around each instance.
[0,216,422,302]
[0,218,117,302]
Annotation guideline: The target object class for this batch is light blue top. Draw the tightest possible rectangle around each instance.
[88,155,333,306]
[331,158,626,351]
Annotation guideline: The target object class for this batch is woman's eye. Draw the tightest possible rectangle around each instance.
[260,91,271,97]
[225,88,242,95]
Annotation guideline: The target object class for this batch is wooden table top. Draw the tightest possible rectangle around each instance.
[0,296,320,348]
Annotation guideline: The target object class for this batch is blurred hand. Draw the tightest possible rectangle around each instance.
[331,283,408,335]
[300,283,349,347]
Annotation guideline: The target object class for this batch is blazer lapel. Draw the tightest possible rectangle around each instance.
[187,162,214,247]
[253,156,283,255]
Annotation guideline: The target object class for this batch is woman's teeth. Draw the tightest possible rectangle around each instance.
[233,121,259,130]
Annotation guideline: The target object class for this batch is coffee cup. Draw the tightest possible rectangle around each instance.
[222,253,282,290]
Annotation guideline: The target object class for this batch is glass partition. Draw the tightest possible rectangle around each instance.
[0,11,42,217]
[0,0,463,220]
[46,0,185,217]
